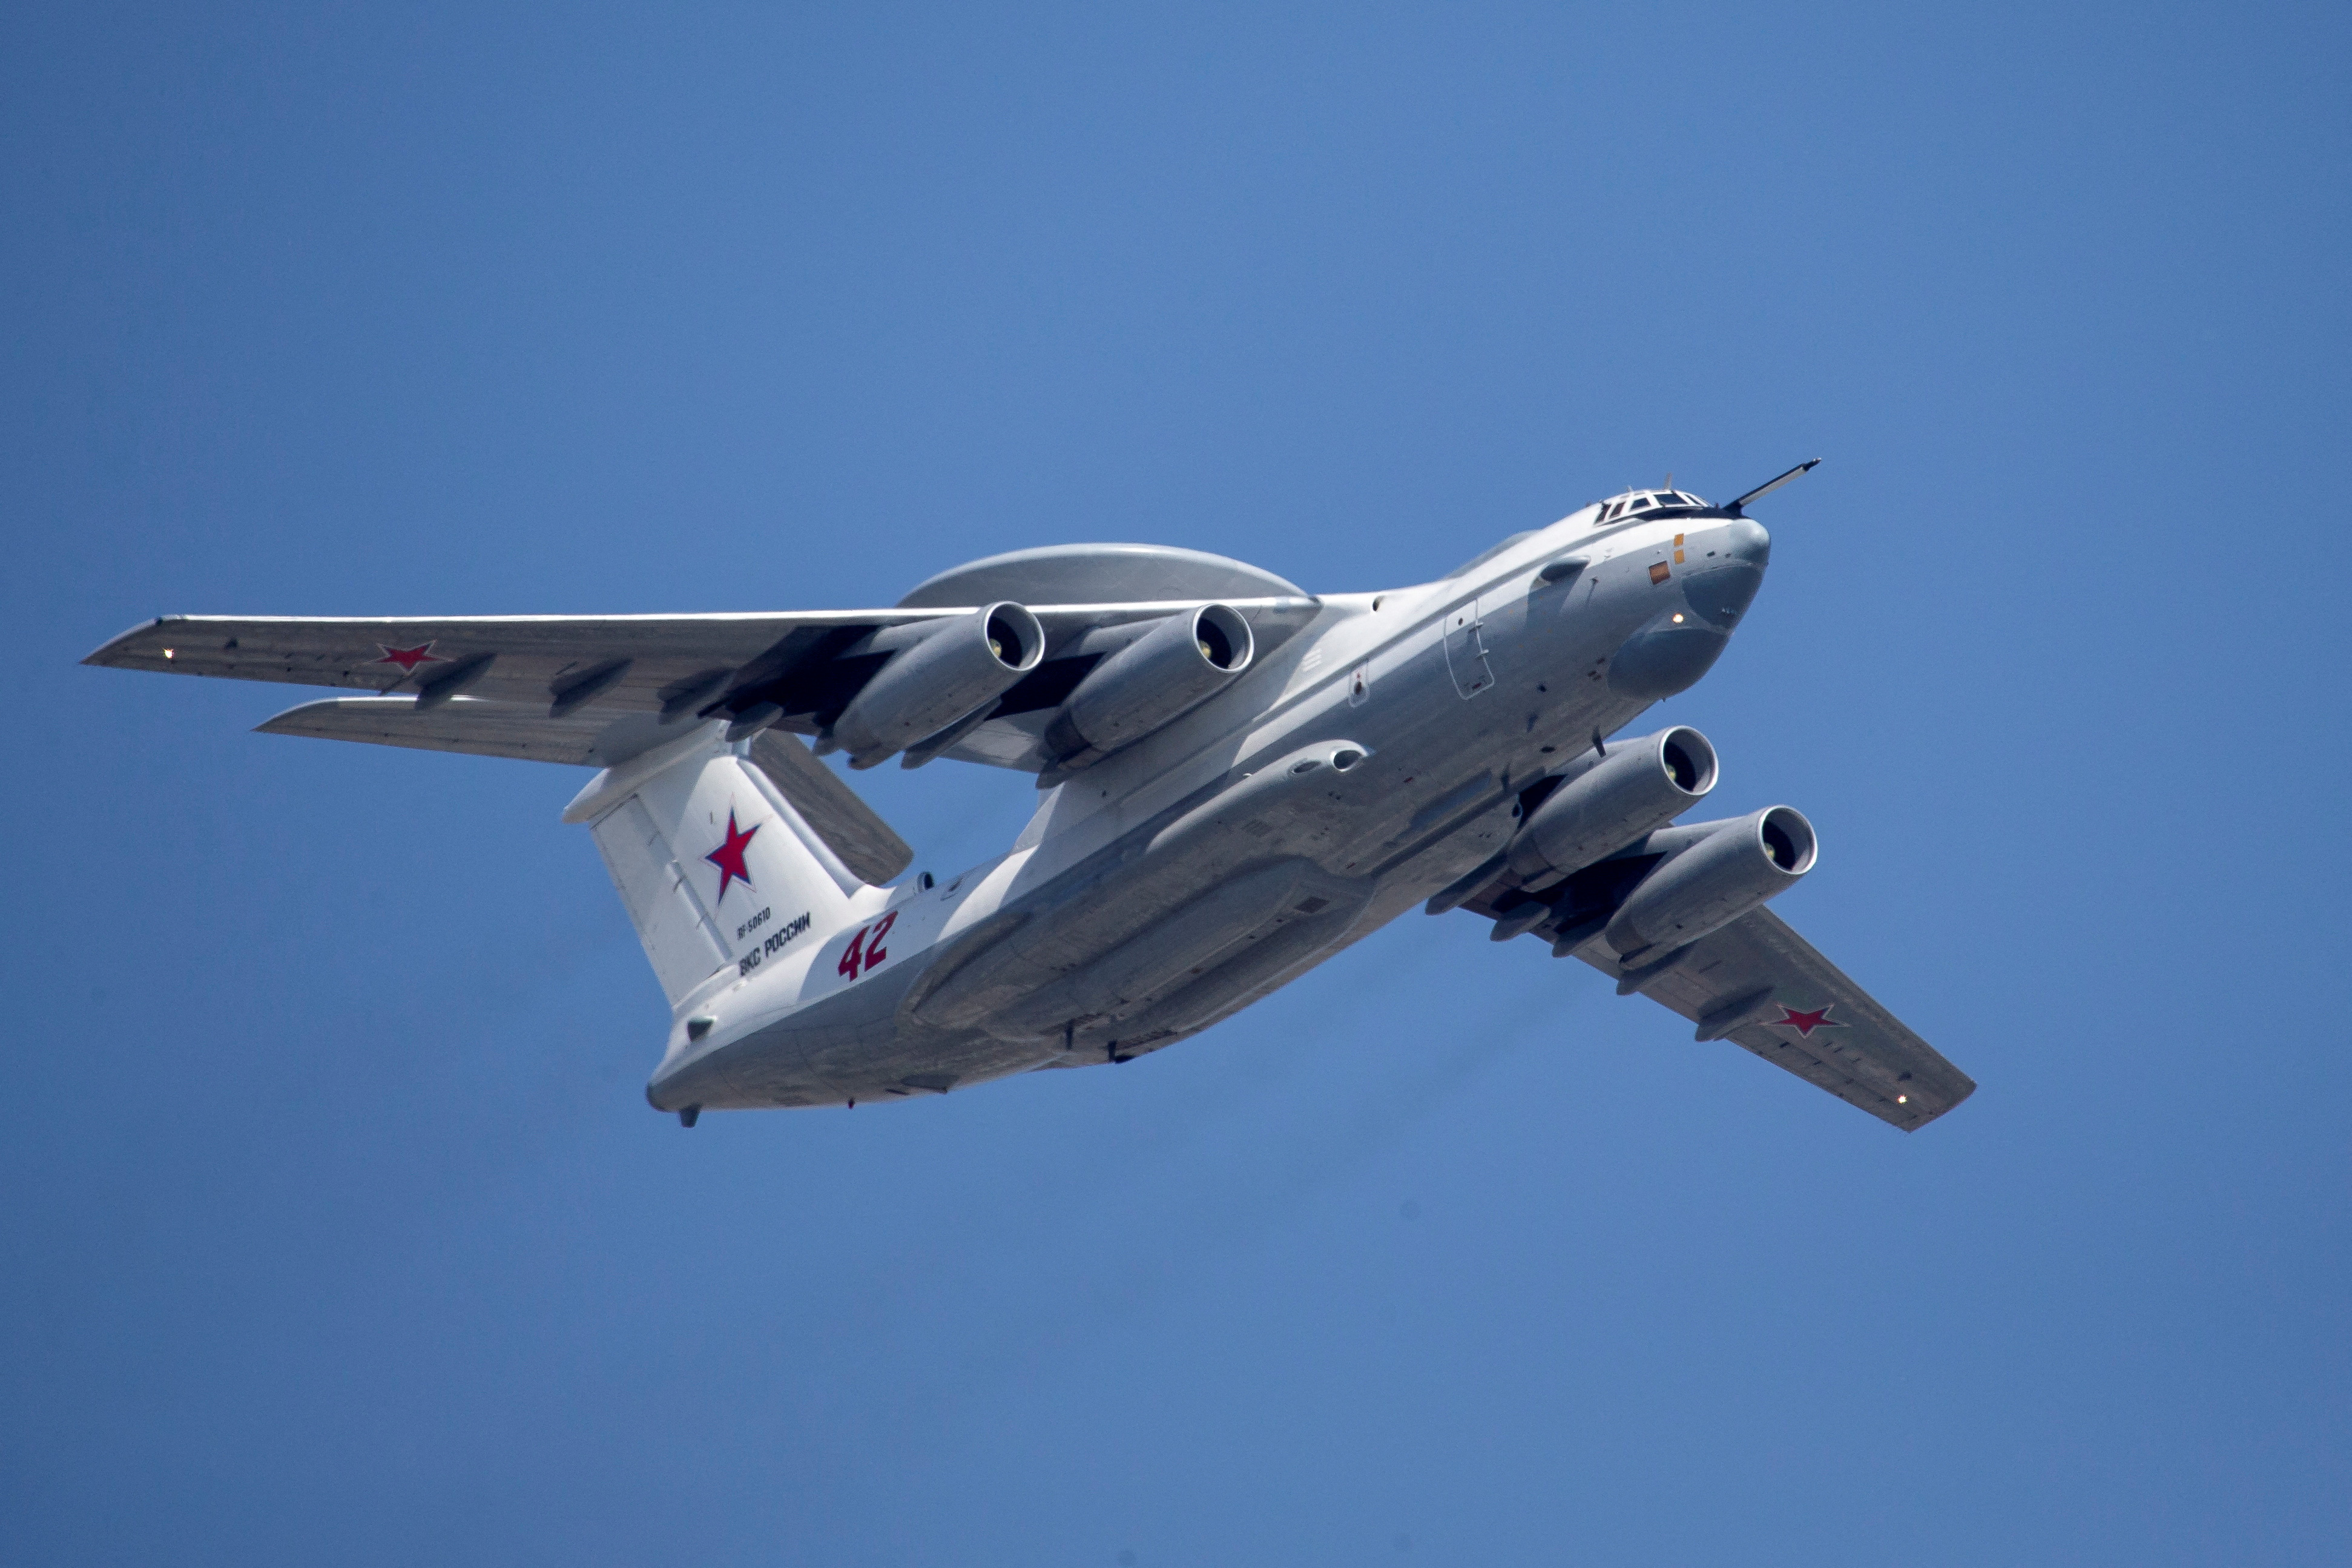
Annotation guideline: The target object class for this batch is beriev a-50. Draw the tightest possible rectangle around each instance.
[87,463,1973,1130]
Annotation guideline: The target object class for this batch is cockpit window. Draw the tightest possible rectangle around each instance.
[1594,489,1712,525]
[1443,531,1535,579]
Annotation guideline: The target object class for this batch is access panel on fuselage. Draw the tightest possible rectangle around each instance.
[1441,596,1494,699]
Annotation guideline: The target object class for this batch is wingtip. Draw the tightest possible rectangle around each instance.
[1896,1073,1978,1132]
[82,615,182,668]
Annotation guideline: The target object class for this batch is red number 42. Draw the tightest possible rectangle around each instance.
[837,911,898,981]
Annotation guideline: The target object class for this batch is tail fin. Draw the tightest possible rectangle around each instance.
[562,725,885,1008]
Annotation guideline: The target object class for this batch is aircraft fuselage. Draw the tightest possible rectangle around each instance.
[644,502,1771,1110]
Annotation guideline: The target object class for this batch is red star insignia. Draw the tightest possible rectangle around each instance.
[372,642,447,673]
[1774,1004,1846,1038]
[705,811,760,904]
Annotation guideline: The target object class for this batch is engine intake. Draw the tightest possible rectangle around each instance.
[1506,726,1718,886]
[1603,805,1816,960]
[1045,603,1254,766]
[832,601,1044,768]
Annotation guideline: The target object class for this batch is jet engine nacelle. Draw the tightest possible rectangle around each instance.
[1603,805,1817,960]
[832,602,1044,768]
[1506,726,1718,886]
[1046,603,1254,765]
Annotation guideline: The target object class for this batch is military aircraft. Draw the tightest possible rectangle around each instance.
[85,460,1972,1130]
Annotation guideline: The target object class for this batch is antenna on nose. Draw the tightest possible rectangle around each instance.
[1724,458,1820,516]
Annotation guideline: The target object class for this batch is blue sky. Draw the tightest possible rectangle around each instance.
[4,3,2347,1563]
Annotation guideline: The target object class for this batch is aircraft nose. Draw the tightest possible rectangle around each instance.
[1678,519,1770,631]
[1717,517,1770,568]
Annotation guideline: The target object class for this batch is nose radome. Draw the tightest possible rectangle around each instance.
[1606,516,1771,700]
[1678,520,1770,631]
[1719,517,1770,568]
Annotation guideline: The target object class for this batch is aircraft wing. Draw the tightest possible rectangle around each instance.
[82,610,941,711]
[1560,907,1975,1130]
[84,600,1316,773]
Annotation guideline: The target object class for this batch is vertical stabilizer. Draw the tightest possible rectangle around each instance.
[564,725,876,1008]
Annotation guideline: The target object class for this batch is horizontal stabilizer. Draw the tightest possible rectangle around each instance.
[260,698,912,886]
[743,731,912,886]
[256,694,674,766]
